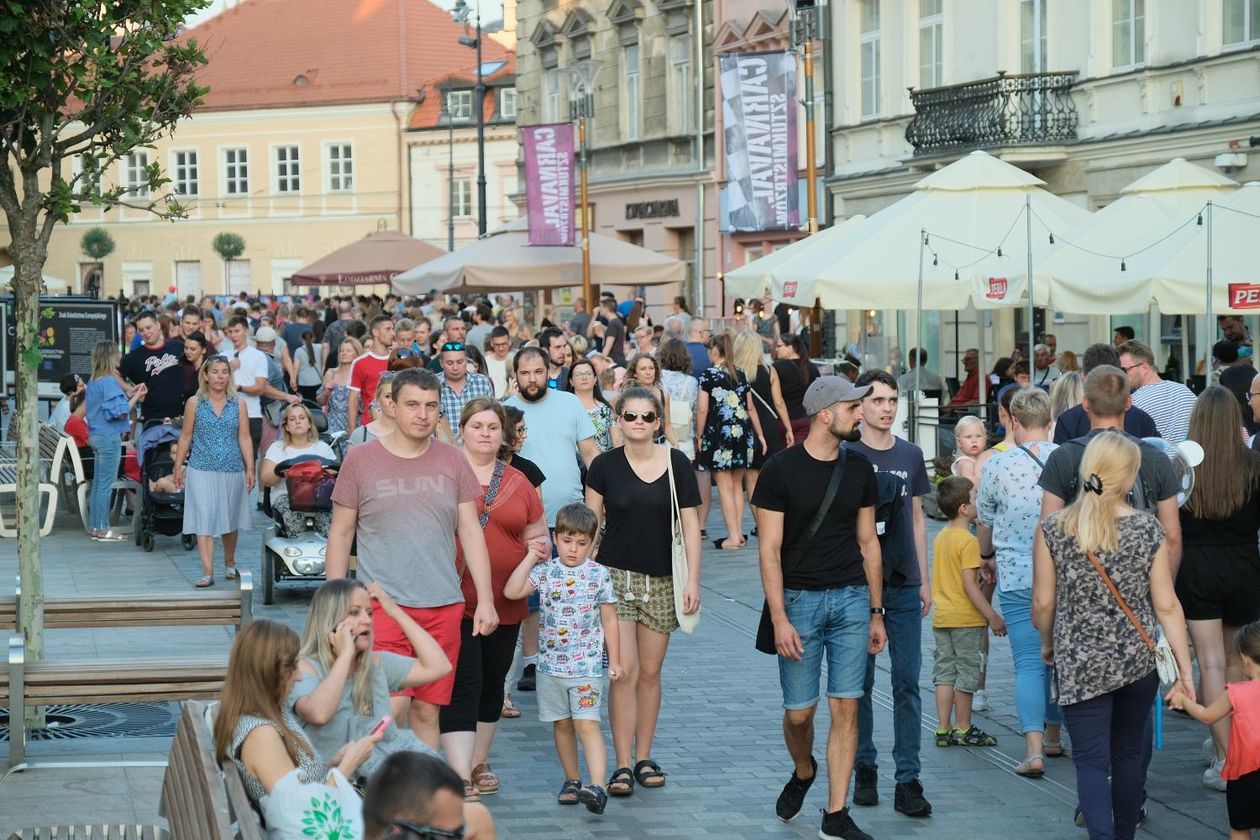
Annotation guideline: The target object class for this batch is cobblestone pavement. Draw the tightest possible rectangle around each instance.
[0,505,1231,838]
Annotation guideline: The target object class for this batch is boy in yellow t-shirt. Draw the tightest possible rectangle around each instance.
[931,476,1007,747]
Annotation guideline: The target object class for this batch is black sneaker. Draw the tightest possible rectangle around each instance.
[852,765,878,806]
[819,807,872,840]
[894,779,932,817]
[775,755,817,822]
[517,663,536,692]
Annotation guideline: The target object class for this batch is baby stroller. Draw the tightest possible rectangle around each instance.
[260,401,342,604]
[135,418,196,553]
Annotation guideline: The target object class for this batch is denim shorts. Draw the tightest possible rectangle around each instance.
[778,585,871,710]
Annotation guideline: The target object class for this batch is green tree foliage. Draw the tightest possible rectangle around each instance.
[0,0,209,662]
[80,227,116,260]
[212,231,246,262]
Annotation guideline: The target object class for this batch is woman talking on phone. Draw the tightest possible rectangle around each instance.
[288,578,452,782]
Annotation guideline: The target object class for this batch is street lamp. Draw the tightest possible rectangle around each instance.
[790,0,823,355]
[452,0,487,236]
[440,88,455,252]
[561,59,603,312]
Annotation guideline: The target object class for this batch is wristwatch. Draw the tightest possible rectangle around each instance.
[870,607,886,616]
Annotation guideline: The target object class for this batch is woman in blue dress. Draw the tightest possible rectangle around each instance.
[174,355,254,588]
[696,333,765,550]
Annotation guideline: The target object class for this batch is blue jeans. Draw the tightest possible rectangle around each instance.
[88,434,121,533]
[1061,672,1158,840]
[777,585,871,709]
[1000,588,1063,735]
[856,583,922,783]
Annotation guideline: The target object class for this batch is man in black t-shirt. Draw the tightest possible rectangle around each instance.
[752,375,886,840]
[119,310,185,421]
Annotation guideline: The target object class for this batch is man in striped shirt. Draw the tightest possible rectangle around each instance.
[1120,339,1197,443]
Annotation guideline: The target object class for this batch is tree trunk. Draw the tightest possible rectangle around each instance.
[9,240,47,669]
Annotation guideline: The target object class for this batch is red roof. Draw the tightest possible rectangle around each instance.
[181,0,511,111]
[408,59,516,130]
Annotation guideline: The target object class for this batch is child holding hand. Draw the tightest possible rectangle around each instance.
[931,476,1006,748]
[504,502,622,815]
[1168,621,1260,840]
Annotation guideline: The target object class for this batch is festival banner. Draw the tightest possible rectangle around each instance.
[522,123,576,246]
[720,51,800,232]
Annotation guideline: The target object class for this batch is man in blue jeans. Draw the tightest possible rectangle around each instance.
[845,370,934,818]
[754,376,887,840]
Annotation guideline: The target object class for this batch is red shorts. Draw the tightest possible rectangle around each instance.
[371,600,463,706]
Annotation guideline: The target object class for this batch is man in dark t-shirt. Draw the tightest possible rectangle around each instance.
[119,311,185,421]
[752,375,886,839]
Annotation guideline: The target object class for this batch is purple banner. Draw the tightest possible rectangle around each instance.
[720,51,800,232]
[522,123,576,246]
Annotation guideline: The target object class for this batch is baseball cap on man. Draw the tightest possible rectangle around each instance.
[254,326,278,344]
[803,375,871,416]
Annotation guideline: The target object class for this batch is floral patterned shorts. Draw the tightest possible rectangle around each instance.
[612,569,679,635]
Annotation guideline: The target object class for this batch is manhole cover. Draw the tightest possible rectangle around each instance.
[0,702,180,741]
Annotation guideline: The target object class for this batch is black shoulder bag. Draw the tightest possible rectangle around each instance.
[755,448,847,654]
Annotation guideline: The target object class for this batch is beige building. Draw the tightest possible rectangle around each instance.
[20,0,515,299]
[825,0,1260,373]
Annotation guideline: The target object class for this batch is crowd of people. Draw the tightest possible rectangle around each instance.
[60,288,1260,840]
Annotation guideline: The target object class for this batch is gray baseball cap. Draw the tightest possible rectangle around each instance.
[803,375,871,416]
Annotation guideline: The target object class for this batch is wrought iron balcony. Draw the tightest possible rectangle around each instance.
[905,71,1079,157]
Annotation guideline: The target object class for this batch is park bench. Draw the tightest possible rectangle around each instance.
[5,826,168,839]
[0,572,252,770]
[159,700,265,840]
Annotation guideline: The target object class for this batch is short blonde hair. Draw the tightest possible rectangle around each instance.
[954,415,985,441]
[280,403,320,446]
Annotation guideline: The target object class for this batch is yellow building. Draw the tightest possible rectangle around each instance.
[26,0,514,299]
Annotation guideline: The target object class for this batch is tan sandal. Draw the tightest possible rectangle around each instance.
[472,762,499,795]
[500,697,522,719]
[462,779,480,802]
[1015,755,1045,778]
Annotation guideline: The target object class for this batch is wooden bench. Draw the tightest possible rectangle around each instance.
[0,573,252,770]
[159,700,265,840]
[0,439,58,538]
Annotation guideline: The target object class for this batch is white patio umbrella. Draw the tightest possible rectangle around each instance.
[1022,157,1237,314]
[392,217,687,294]
[721,215,866,301]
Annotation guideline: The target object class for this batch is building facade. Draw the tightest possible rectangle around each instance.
[13,0,516,299]
[825,0,1260,375]
[514,0,717,317]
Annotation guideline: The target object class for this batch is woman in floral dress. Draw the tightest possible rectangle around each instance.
[696,334,765,550]
[567,358,620,454]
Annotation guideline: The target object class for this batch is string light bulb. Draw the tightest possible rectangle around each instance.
[1048,233,1055,245]
[932,255,939,267]
[1197,213,1203,226]
[997,247,1003,257]
[1120,259,1127,272]
[954,270,960,281]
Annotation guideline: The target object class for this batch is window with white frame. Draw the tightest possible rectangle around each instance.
[448,90,473,121]
[124,151,150,197]
[500,87,518,119]
[327,143,353,192]
[669,34,691,134]
[172,150,199,196]
[452,177,473,218]
[274,144,300,193]
[223,147,249,195]
[543,69,560,122]
[624,43,641,140]
[75,154,104,194]
[1112,0,1145,69]
[1224,0,1260,45]
[860,0,881,118]
[918,0,942,89]
[1021,0,1048,72]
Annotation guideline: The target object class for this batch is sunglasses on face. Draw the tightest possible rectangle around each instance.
[621,410,658,423]
[385,820,464,839]
[396,348,423,359]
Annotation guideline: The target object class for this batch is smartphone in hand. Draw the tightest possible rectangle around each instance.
[369,715,392,737]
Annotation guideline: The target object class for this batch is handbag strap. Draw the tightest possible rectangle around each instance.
[782,448,847,576]
[1015,443,1045,469]
[478,460,507,528]
[1084,549,1154,651]
[665,445,682,540]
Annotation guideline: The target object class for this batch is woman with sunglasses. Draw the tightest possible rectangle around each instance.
[261,403,339,537]
[440,399,549,799]
[173,354,254,588]
[624,354,679,449]
[697,333,766,550]
[585,387,702,797]
[566,358,621,454]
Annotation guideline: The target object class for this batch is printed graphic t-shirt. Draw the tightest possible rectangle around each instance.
[332,439,481,608]
[529,557,615,678]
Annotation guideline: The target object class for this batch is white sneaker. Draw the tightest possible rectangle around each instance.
[1203,757,1227,792]
[972,690,989,712]
[1202,736,1216,767]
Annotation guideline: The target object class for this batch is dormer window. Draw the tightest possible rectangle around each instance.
[448,90,473,121]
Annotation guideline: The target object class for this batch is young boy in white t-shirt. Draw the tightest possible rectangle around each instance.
[505,502,622,815]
